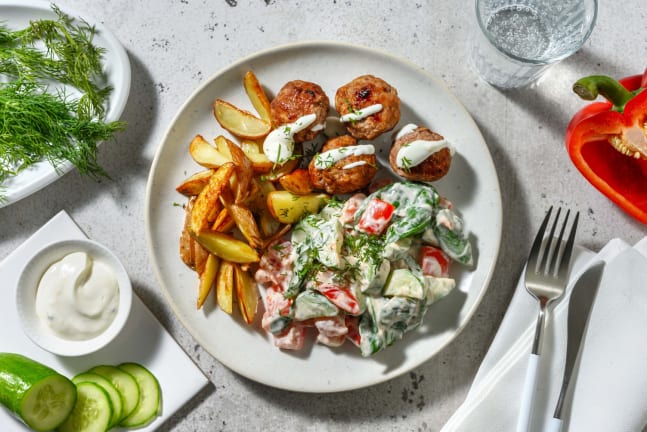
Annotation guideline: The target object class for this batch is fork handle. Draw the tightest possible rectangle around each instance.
[546,417,563,432]
[515,353,540,432]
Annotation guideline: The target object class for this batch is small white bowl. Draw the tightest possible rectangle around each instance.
[16,238,132,357]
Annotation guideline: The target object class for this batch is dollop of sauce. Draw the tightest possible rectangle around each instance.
[313,144,375,170]
[395,123,455,169]
[35,251,119,341]
[339,104,383,123]
[263,113,317,164]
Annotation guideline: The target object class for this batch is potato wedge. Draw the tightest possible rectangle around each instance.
[180,198,196,269]
[219,185,263,248]
[176,169,213,196]
[213,99,271,140]
[216,260,235,314]
[189,134,231,168]
[262,155,301,182]
[211,207,236,232]
[194,237,210,275]
[240,140,274,174]
[190,162,236,234]
[259,211,281,238]
[214,135,233,160]
[266,190,329,224]
[197,254,219,309]
[234,263,259,324]
[243,70,272,123]
[278,168,314,195]
[225,138,254,203]
[191,230,260,263]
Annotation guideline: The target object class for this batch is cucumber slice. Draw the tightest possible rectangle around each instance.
[88,365,140,421]
[58,382,112,432]
[72,372,123,427]
[0,353,76,431]
[118,363,161,428]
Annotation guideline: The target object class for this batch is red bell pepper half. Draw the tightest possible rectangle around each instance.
[566,68,647,224]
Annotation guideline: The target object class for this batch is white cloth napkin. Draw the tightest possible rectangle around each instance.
[442,237,647,432]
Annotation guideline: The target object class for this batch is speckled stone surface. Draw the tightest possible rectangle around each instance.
[1,1,645,431]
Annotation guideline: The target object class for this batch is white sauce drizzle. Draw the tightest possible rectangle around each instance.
[395,123,455,169]
[313,144,375,170]
[342,161,368,169]
[263,113,317,164]
[339,104,383,123]
[395,123,418,140]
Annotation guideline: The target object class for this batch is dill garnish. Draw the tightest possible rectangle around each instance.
[0,5,125,200]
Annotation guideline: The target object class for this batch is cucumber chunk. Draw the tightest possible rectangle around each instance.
[118,363,161,428]
[0,353,76,432]
[72,372,123,427]
[88,365,140,421]
[58,381,112,432]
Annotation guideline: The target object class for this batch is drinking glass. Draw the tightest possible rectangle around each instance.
[471,0,598,88]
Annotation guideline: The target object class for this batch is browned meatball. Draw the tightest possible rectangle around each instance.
[308,135,378,195]
[389,126,452,182]
[335,75,400,140]
[270,80,329,143]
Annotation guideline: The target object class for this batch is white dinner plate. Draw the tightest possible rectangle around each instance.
[145,41,502,392]
[0,0,131,208]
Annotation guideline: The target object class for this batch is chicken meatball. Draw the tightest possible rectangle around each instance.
[389,125,453,182]
[308,135,378,195]
[270,80,329,143]
[335,75,400,140]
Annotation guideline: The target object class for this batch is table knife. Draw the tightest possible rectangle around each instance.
[546,260,605,432]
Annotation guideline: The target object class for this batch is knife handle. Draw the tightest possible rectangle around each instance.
[515,353,540,432]
[546,417,563,432]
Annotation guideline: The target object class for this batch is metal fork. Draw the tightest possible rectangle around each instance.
[515,207,579,432]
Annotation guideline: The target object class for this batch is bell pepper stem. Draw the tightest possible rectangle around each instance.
[573,75,636,112]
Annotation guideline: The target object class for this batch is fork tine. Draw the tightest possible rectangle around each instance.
[526,206,553,274]
[557,211,579,280]
[547,209,570,276]
[542,207,563,275]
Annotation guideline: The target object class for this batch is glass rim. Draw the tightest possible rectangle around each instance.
[474,0,599,65]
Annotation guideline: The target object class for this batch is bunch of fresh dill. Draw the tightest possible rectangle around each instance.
[0,4,125,199]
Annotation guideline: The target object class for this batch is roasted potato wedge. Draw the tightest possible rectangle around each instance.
[190,162,236,234]
[197,254,219,309]
[213,99,271,140]
[189,134,231,168]
[180,198,196,269]
[176,169,213,196]
[215,260,235,314]
[279,168,314,195]
[225,138,254,203]
[211,207,236,232]
[194,238,210,275]
[266,190,329,224]
[243,70,272,123]
[240,140,274,174]
[191,230,260,263]
[234,263,259,324]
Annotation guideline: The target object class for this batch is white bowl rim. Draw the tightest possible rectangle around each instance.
[15,238,132,357]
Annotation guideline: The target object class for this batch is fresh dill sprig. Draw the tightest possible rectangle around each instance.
[0,5,124,200]
[0,81,124,183]
[0,5,111,119]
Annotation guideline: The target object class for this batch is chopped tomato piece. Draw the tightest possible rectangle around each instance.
[357,198,395,235]
[345,315,361,347]
[419,245,450,277]
[317,284,361,315]
[339,193,366,224]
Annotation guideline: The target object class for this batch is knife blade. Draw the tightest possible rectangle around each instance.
[546,260,605,431]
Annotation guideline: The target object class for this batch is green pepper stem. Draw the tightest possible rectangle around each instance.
[573,75,636,112]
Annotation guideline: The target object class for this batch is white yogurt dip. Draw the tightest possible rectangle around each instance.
[35,251,120,341]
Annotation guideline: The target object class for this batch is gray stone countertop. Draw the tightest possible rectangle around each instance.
[1,1,645,431]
